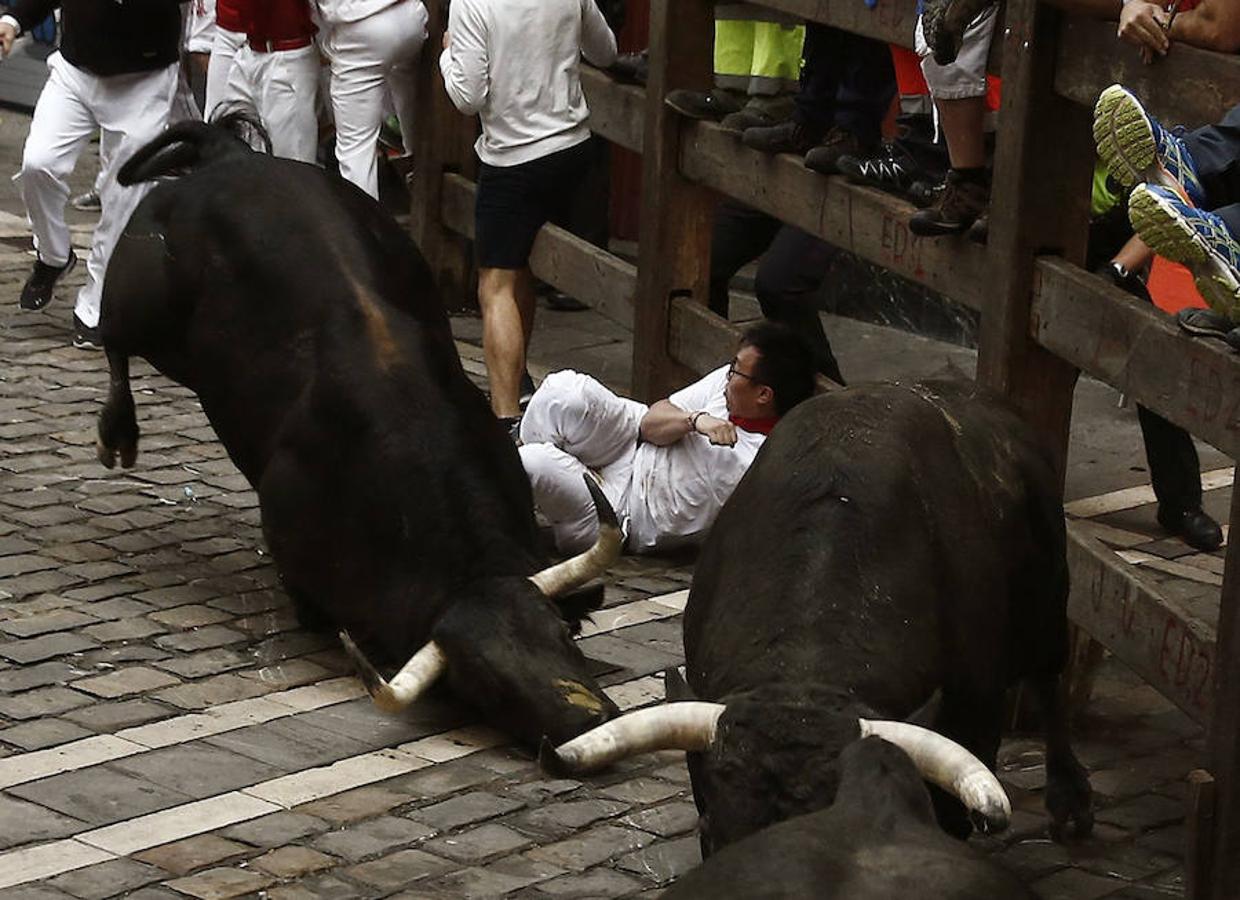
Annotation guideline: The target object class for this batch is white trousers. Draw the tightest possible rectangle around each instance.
[518,371,648,554]
[204,26,246,121]
[224,43,320,162]
[323,0,427,198]
[20,53,178,328]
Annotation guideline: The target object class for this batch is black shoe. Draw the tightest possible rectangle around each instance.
[499,414,523,445]
[543,290,588,312]
[803,128,868,176]
[836,143,923,193]
[908,168,990,237]
[519,372,537,412]
[966,214,989,244]
[742,118,822,155]
[720,107,778,133]
[610,51,648,86]
[1177,307,1234,338]
[909,177,946,209]
[72,313,102,350]
[665,89,744,122]
[20,251,77,311]
[1157,506,1223,552]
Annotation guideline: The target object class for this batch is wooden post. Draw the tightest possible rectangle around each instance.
[1203,479,1240,900]
[631,0,716,401]
[1186,769,1217,900]
[976,0,1087,475]
[408,0,478,310]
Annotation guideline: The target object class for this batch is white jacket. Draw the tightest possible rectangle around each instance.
[315,0,406,26]
[439,0,617,167]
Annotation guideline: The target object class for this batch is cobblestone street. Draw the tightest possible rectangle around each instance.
[0,119,1226,898]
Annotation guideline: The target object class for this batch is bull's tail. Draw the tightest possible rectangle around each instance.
[117,109,271,186]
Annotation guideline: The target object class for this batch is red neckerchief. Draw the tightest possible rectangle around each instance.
[729,414,779,435]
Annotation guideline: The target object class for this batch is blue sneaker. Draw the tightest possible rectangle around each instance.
[1129,184,1240,320]
[1093,84,1206,208]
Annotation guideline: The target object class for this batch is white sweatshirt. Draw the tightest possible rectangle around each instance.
[439,0,617,167]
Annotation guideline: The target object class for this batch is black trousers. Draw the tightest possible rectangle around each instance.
[1183,103,1240,233]
[709,200,845,385]
[793,23,895,146]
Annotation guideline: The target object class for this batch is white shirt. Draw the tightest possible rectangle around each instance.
[314,0,405,26]
[438,0,617,167]
[626,366,768,553]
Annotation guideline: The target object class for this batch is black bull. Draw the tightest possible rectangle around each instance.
[94,122,619,747]
[546,381,1093,855]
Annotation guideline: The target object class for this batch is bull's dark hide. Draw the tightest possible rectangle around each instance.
[683,380,1091,851]
[95,122,616,746]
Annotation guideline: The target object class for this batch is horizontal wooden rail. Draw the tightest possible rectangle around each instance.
[1067,520,1215,724]
[679,119,989,311]
[439,174,637,329]
[1055,18,1240,128]
[750,0,918,48]
[1032,257,1240,460]
[582,66,645,153]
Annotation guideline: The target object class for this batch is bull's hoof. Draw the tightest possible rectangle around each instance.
[1046,766,1094,842]
[96,439,138,470]
[96,440,118,470]
[120,443,138,469]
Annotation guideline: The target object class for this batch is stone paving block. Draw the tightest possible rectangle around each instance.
[221,811,329,849]
[133,585,220,610]
[343,848,456,889]
[0,610,97,638]
[151,648,251,680]
[2,571,86,599]
[82,618,168,643]
[514,799,630,839]
[152,625,244,653]
[620,801,699,838]
[296,786,408,824]
[250,846,336,879]
[62,698,172,732]
[0,633,97,664]
[134,835,252,876]
[310,815,437,861]
[294,698,442,751]
[204,718,375,773]
[503,779,582,804]
[148,605,234,630]
[0,718,94,751]
[77,597,156,621]
[46,858,165,900]
[0,661,86,694]
[164,866,275,900]
[1030,866,1128,899]
[8,765,193,826]
[111,742,286,798]
[426,823,533,864]
[239,659,332,691]
[0,885,78,900]
[532,867,645,897]
[408,791,525,833]
[264,874,362,900]
[153,673,270,710]
[208,591,285,616]
[387,759,496,801]
[0,794,87,850]
[615,834,701,885]
[524,825,655,872]
[1096,794,1186,831]
[73,666,181,699]
[0,686,94,720]
[0,555,62,580]
[597,777,683,806]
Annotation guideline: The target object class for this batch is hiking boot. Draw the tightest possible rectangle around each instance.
[742,118,821,155]
[1178,307,1234,338]
[72,313,102,350]
[966,213,989,244]
[70,190,101,212]
[19,251,77,311]
[836,143,923,194]
[610,51,648,86]
[665,89,745,122]
[1157,505,1223,552]
[1129,183,1240,320]
[909,177,946,209]
[908,168,990,237]
[720,95,796,133]
[1093,84,1205,207]
[922,0,999,65]
[803,128,867,176]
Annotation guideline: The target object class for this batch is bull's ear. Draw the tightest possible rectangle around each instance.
[664,666,696,701]
[553,583,605,624]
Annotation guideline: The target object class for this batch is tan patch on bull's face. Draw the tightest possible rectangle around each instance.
[554,679,605,714]
[356,289,401,372]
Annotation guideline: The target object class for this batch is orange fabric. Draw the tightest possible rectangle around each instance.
[1148,255,1209,314]
[890,45,928,95]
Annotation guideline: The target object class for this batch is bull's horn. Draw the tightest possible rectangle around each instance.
[530,476,622,597]
[858,719,1011,832]
[340,631,447,713]
[541,701,726,775]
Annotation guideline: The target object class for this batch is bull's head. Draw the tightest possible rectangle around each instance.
[341,477,623,747]
[540,684,1010,853]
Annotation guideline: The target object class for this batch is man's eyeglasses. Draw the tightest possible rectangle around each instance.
[726,359,763,385]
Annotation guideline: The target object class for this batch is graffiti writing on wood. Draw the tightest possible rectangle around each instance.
[880,214,922,273]
[1158,616,1212,711]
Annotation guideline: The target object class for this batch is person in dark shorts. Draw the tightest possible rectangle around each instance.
[440,0,617,435]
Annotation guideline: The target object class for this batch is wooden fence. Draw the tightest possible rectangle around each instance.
[409,2,1240,896]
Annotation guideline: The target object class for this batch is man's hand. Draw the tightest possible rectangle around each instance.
[1118,1,1171,62]
[442,29,451,50]
[0,22,18,58]
[692,414,737,447]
